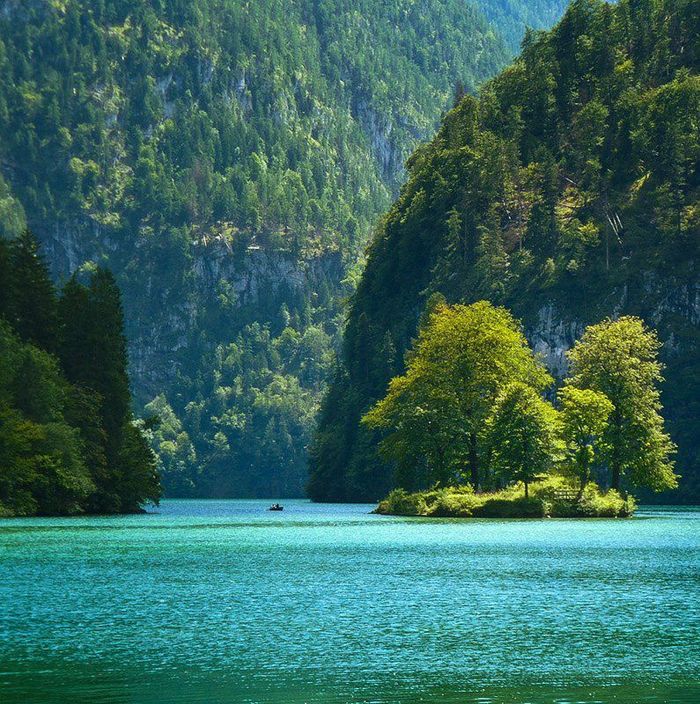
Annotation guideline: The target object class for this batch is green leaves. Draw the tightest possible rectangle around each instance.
[558,385,613,491]
[312,0,698,502]
[566,316,678,492]
[0,241,160,515]
[484,382,559,496]
[362,307,677,501]
[362,301,552,489]
[0,326,95,516]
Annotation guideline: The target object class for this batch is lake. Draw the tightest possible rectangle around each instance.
[1,500,699,703]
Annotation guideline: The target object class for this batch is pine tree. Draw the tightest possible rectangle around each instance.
[8,230,58,353]
[59,268,160,512]
[117,421,161,514]
[80,268,131,461]
[58,275,92,387]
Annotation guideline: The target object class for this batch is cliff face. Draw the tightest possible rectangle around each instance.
[308,0,700,504]
[529,275,700,379]
[529,304,585,380]
[37,207,351,497]
[42,213,344,403]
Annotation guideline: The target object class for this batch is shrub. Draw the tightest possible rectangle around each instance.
[578,484,636,517]
[425,488,478,517]
[474,496,547,518]
[376,488,425,516]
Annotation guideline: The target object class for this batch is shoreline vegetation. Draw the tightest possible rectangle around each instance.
[376,477,636,519]
[0,232,161,518]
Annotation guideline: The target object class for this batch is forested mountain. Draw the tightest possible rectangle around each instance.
[0,0,568,497]
[0,232,160,516]
[479,0,570,52]
[309,0,700,503]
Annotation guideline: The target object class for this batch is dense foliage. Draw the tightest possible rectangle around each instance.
[565,316,678,493]
[478,0,570,52]
[0,0,570,497]
[483,381,560,497]
[362,302,676,503]
[558,385,613,496]
[309,0,699,503]
[0,232,160,516]
[362,301,552,490]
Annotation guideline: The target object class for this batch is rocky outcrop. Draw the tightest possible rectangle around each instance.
[529,304,584,379]
[528,272,699,379]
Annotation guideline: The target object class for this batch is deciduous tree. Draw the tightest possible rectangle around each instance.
[483,382,559,498]
[558,385,613,496]
[362,301,552,490]
[566,317,677,493]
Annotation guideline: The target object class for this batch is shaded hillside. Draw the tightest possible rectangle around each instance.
[308,0,700,503]
[0,0,574,496]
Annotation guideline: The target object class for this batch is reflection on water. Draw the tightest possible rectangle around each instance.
[1,501,699,703]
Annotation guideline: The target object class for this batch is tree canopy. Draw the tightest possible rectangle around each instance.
[484,382,559,498]
[362,303,676,502]
[565,317,678,493]
[0,232,160,516]
[364,301,553,490]
[558,386,614,496]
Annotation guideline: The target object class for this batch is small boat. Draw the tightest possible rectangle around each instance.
[268,503,284,511]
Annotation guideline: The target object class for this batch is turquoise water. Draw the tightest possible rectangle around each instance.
[1,501,699,704]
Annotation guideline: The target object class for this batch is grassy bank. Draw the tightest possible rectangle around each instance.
[376,477,636,518]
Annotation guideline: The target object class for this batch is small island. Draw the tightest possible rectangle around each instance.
[366,301,677,520]
[376,479,635,519]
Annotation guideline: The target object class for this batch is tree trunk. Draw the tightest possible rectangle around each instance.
[610,411,622,492]
[468,432,479,490]
[436,446,447,487]
[577,476,587,502]
[577,458,589,501]
[524,480,529,499]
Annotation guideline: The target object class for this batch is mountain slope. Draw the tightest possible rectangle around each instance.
[0,0,571,497]
[479,0,570,52]
[308,0,700,503]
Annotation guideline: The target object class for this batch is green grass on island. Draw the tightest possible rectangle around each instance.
[376,476,636,519]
